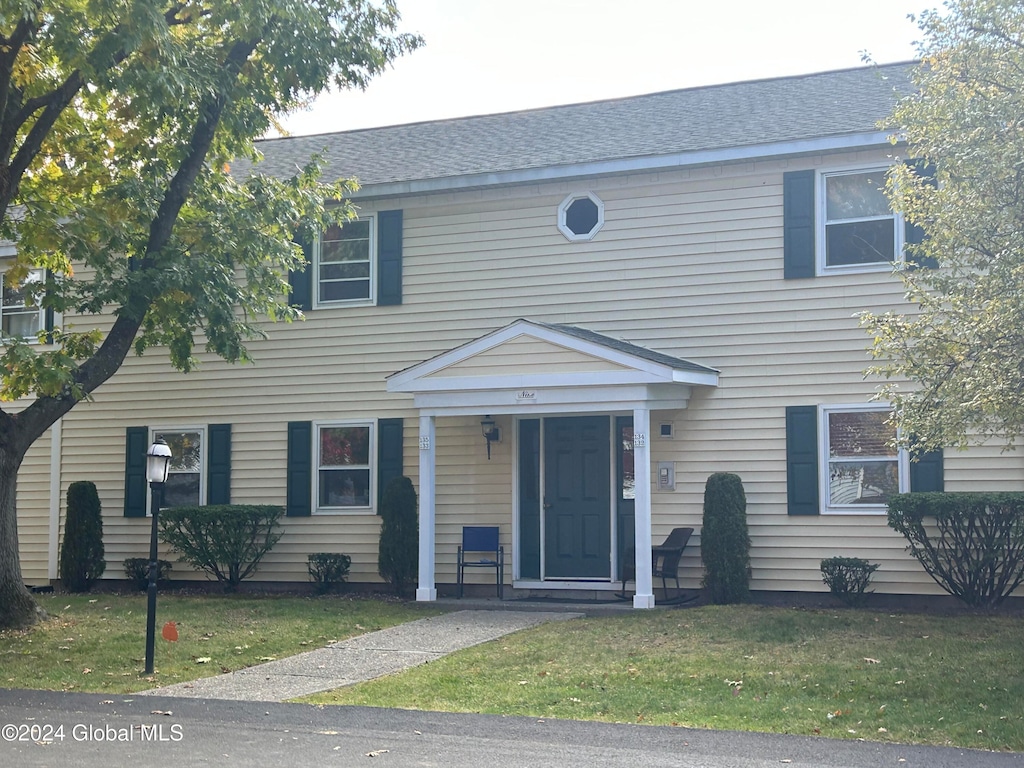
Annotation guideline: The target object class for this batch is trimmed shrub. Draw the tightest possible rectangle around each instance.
[888,492,1024,608]
[378,476,418,597]
[820,556,879,607]
[123,557,173,591]
[700,472,750,604]
[59,481,105,592]
[158,505,283,592]
[308,553,351,594]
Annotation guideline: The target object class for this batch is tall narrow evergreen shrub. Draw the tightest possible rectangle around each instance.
[59,481,105,592]
[700,472,750,604]
[378,476,418,597]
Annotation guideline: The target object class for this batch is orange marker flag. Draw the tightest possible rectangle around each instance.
[162,621,179,642]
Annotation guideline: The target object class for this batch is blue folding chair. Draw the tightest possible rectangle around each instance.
[457,526,504,599]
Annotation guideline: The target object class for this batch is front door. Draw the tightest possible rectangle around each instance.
[543,416,611,579]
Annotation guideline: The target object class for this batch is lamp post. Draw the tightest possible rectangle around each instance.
[144,438,172,675]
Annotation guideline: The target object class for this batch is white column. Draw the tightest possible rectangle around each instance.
[632,407,655,609]
[416,415,437,601]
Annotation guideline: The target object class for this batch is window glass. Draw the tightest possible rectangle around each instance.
[620,425,635,501]
[155,429,203,508]
[1,269,44,338]
[318,425,372,509]
[826,409,899,508]
[823,170,896,268]
[318,219,371,303]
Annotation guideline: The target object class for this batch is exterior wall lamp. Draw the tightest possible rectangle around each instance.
[144,438,172,675]
[481,416,501,460]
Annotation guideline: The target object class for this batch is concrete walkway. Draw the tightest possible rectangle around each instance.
[139,609,581,702]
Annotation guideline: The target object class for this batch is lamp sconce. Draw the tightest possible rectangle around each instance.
[481,416,501,460]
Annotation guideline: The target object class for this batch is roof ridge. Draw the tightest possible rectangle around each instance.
[259,61,916,144]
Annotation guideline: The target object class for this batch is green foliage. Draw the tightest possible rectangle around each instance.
[158,505,283,592]
[378,476,418,597]
[308,552,351,594]
[820,556,879,607]
[887,492,1024,608]
[122,557,173,592]
[862,0,1024,450]
[58,481,105,592]
[700,472,750,604]
[0,0,421,628]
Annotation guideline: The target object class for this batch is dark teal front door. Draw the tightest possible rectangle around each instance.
[543,416,611,579]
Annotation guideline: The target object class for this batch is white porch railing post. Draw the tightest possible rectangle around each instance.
[416,415,437,601]
[632,407,655,608]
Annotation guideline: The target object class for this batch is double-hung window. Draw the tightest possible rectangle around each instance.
[1,268,45,339]
[820,405,907,514]
[820,168,900,272]
[315,218,373,306]
[153,427,206,509]
[316,422,373,512]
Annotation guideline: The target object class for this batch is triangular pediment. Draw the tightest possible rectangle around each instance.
[424,333,634,379]
[387,319,718,397]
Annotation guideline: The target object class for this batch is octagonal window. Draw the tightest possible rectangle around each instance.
[558,193,604,241]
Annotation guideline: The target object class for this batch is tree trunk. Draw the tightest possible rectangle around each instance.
[0,444,41,629]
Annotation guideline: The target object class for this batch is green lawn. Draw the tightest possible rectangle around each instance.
[3,595,1022,752]
[0,592,442,693]
[300,604,1024,752]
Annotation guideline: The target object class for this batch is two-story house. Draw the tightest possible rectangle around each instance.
[11,61,1022,606]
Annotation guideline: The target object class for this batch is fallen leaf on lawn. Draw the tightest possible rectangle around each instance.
[195,657,212,664]
[863,658,880,664]
[258,656,276,662]
[878,727,888,733]
[725,679,743,686]
[82,668,92,674]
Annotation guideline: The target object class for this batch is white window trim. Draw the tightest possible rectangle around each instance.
[148,425,207,514]
[558,192,605,242]
[313,420,376,515]
[312,215,376,309]
[818,403,909,516]
[1,267,48,343]
[816,165,903,276]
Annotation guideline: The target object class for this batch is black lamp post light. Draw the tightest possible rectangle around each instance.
[144,438,172,675]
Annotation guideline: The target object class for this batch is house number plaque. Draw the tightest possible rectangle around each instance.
[419,436,431,450]
[634,433,647,447]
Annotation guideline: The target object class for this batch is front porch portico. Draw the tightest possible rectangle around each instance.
[386,319,719,608]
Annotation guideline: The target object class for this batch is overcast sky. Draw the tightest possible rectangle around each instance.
[274,0,931,137]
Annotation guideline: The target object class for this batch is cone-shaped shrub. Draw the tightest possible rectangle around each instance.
[700,472,750,604]
[59,481,105,592]
[378,476,418,597]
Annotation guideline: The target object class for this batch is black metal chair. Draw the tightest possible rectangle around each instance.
[618,527,694,602]
[457,526,504,599]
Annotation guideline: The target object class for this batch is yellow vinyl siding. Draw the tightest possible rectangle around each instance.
[16,147,1021,596]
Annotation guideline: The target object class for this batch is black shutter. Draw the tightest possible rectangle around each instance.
[288,236,313,311]
[786,406,820,515]
[43,269,55,344]
[377,210,403,306]
[904,160,938,269]
[207,423,232,504]
[910,448,944,493]
[377,418,404,511]
[124,426,149,517]
[286,421,313,516]
[783,170,816,279]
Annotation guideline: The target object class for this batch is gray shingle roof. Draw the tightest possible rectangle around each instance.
[529,321,719,376]
[244,62,913,192]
